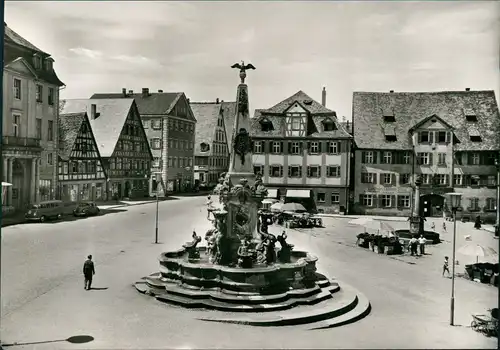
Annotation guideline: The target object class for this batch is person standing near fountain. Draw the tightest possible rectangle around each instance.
[83,255,95,290]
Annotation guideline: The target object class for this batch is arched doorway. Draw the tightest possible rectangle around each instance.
[12,160,25,208]
[420,194,445,217]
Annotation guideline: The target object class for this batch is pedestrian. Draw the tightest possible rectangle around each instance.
[206,195,213,220]
[83,255,95,290]
[474,215,482,230]
[442,256,450,277]
[431,222,435,231]
[442,221,447,233]
[409,236,418,256]
[418,235,427,255]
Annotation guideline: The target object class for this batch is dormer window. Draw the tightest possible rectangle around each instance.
[470,135,482,142]
[45,58,54,71]
[259,118,274,132]
[384,125,397,142]
[382,107,395,122]
[200,143,210,152]
[383,115,395,122]
[33,54,42,69]
[322,118,336,132]
[466,114,478,122]
[303,99,313,105]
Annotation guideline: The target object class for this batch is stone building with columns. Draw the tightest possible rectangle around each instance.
[2,23,64,210]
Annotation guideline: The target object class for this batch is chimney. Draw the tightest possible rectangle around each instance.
[122,88,127,97]
[158,89,163,93]
[221,100,224,103]
[187,98,190,104]
[216,98,220,104]
[128,90,133,95]
[346,120,350,130]
[142,88,149,97]
[90,104,97,119]
[465,88,470,91]
[321,87,326,107]
[389,90,394,93]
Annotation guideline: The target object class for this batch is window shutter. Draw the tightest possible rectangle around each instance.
[317,166,321,178]
[279,166,283,177]
[397,195,402,208]
[445,132,450,144]
[307,142,311,154]
[337,141,342,153]
[373,151,378,164]
[268,166,273,177]
[299,142,304,153]
[428,153,433,165]
[392,173,396,184]
[373,173,378,184]
[280,141,284,154]
[298,167,302,177]
[467,153,472,165]
[288,166,292,177]
[318,142,322,153]
[307,166,311,177]
[359,194,363,204]
[375,195,381,208]
[445,174,449,186]
[288,142,292,154]
[361,151,366,163]
[391,195,396,208]
[391,152,396,164]
[429,132,434,144]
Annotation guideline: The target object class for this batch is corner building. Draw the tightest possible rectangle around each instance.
[250,89,353,213]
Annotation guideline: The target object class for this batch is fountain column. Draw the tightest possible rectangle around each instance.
[409,176,424,235]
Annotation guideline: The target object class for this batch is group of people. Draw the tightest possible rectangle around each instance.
[408,235,428,256]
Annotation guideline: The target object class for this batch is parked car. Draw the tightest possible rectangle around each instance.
[73,201,100,217]
[25,200,65,222]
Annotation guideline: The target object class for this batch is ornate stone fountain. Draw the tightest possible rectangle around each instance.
[135,63,371,329]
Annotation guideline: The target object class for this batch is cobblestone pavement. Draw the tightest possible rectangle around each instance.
[1,198,497,349]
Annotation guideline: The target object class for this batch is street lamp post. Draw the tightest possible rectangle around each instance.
[448,192,462,326]
[495,157,499,236]
[153,172,161,244]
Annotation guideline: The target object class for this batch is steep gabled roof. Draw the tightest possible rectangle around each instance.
[261,90,335,115]
[221,101,237,150]
[409,113,454,131]
[352,90,500,150]
[61,99,135,157]
[190,102,222,156]
[90,92,182,116]
[3,23,64,86]
[58,112,87,161]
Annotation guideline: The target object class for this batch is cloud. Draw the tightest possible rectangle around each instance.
[68,47,102,59]
[110,55,162,67]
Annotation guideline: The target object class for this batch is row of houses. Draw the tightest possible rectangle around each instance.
[250,88,500,221]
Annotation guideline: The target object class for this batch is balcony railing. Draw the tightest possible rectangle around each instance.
[2,136,41,148]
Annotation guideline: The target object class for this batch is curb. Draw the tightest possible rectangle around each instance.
[315,214,408,222]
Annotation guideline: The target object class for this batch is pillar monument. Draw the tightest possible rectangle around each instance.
[409,175,424,235]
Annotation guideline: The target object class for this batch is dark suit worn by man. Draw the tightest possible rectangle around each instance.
[83,255,95,290]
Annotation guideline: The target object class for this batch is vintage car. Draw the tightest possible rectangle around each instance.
[73,201,100,217]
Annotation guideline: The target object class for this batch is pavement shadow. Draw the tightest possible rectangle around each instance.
[89,287,108,291]
[44,209,128,224]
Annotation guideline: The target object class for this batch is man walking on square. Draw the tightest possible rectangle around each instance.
[83,255,95,290]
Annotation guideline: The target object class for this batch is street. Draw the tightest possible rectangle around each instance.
[1,196,497,349]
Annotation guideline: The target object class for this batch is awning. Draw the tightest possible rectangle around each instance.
[286,189,311,198]
[1,182,12,187]
[266,189,278,198]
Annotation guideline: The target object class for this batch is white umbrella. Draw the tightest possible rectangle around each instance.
[458,243,497,263]
[281,202,307,213]
[262,198,278,204]
[1,182,12,187]
[349,217,394,233]
[270,202,283,212]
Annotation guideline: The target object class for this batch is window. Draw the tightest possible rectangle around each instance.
[331,193,340,203]
[437,131,447,143]
[382,173,392,184]
[36,84,43,103]
[47,87,55,106]
[188,158,193,167]
[421,174,430,185]
[36,118,42,139]
[290,142,300,155]
[323,120,336,131]
[362,194,374,207]
[151,120,162,130]
[34,55,42,69]
[419,131,429,143]
[361,173,375,183]
[272,141,282,154]
[288,165,302,178]
[269,165,283,177]
[398,195,411,208]
[172,157,177,168]
[45,59,53,71]
[471,153,480,165]
[307,166,320,178]
[417,152,430,165]
[382,151,392,164]
[469,175,480,186]
[326,166,340,177]
[153,157,161,168]
[150,138,161,150]
[438,153,446,165]
[466,114,478,122]
[436,174,447,185]
[363,151,374,164]
[291,117,301,130]
[317,192,326,203]
[403,152,411,164]
[47,153,53,165]
[380,195,392,208]
[48,120,54,141]
[454,174,462,185]
[400,173,411,185]
[200,142,210,152]
[13,114,20,137]
[309,142,319,154]
[261,120,274,132]
[468,197,479,211]
[328,141,339,154]
[143,120,149,129]
[486,198,496,211]
[487,175,496,186]
[13,78,21,99]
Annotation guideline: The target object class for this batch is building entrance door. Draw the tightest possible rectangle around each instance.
[421,194,445,217]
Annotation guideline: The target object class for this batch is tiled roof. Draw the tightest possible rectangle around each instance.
[58,112,87,161]
[352,90,500,151]
[90,92,185,117]
[250,92,352,139]
[261,90,334,115]
[221,101,237,151]
[61,99,134,157]
[4,24,65,86]
[190,102,222,156]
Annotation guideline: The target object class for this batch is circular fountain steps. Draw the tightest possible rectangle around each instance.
[135,272,339,313]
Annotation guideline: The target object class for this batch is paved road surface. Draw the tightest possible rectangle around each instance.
[1,197,497,349]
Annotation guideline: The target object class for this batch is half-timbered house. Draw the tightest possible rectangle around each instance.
[58,112,106,201]
[61,99,153,199]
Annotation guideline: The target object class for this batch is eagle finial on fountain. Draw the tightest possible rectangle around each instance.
[231,61,256,84]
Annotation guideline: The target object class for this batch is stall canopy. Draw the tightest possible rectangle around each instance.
[266,189,279,198]
[286,189,311,198]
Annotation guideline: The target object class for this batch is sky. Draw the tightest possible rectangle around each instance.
[5,1,499,120]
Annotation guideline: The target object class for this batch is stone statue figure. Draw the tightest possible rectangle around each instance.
[231,61,256,84]
[237,239,253,268]
[233,128,252,166]
[252,174,268,197]
[265,234,277,265]
[184,231,202,260]
[277,231,294,263]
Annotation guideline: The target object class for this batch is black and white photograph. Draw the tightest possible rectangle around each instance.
[1,1,499,349]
